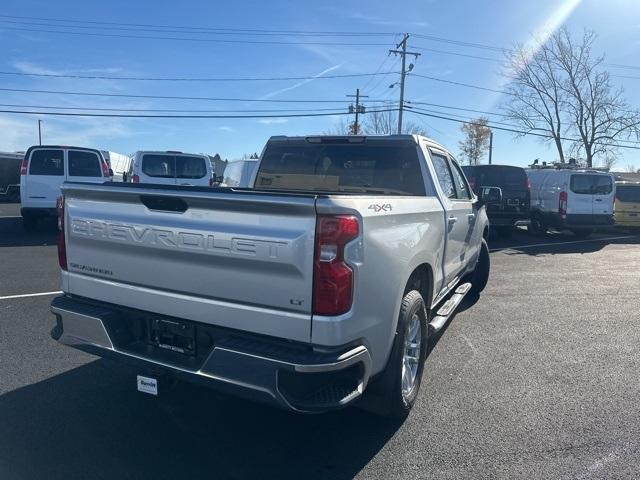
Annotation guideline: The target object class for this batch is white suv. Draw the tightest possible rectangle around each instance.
[20,146,113,231]
[124,151,214,187]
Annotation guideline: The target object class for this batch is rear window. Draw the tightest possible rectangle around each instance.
[176,155,207,179]
[462,166,526,191]
[68,150,102,177]
[616,185,640,203]
[255,141,426,195]
[142,154,175,178]
[570,174,613,195]
[28,149,64,176]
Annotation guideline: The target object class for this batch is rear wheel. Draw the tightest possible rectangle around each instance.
[571,228,593,239]
[470,238,490,295]
[528,218,547,236]
[371,290,428,418]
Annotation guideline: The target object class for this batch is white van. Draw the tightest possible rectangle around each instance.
[220,159,258,187]
[124,151,214,187]
[20,145,113,231]
[527,168,615,237]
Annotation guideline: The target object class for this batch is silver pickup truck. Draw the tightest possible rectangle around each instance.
[50,135,495,417]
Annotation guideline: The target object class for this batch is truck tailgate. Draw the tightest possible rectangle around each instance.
[61,183,317,342]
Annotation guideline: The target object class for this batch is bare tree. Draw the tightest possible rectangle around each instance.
[624,163,639,173]
[504,28,640,168]
[458,117,492,165]
[553,29,640,167]
[323,118,351,135]
[504,37,568,163]
[364,109,428,136]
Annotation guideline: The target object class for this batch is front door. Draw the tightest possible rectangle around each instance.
[430,152,474,288]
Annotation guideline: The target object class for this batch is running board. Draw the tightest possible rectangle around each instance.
[428,282,472,333]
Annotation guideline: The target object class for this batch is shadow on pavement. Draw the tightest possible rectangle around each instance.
[0,217,57,247]
[0,359,403,480]
[497,233,640,256]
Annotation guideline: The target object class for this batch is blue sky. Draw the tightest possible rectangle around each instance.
[0,0,639,170]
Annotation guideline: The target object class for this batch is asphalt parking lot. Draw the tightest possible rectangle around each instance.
[1,201,639,480]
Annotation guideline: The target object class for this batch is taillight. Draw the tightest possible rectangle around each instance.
[56,196,67,271]
[20,157,28,175]
[100,160,111,177]
[559,191,568,217]
[313,215,359,316]
[526,178,531,191]
[132,174,140,183]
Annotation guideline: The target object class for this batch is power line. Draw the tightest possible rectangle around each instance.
[409,73,509,95]
[0,14,398,36]
[0,70,398,82]
[0,103,399,113]
[0,19,396,37]
[0,107,398,119]
[407,109,640,150]
[0,87,396,103]
[0,26,392,46]
[409,45,503,63]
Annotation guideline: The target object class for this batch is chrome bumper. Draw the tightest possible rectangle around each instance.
[51,295,371,412]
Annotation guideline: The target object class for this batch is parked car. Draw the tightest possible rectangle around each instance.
[20,145,113,231]
[0,151,23,202]
[51,135,496,418]
[124,151,214,187]
[614,182,640,230]
[526,168,615,237]
[221,159,258,187]
[461,164,530,237]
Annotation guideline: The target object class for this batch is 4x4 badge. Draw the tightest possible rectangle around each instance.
[368,204,392,212]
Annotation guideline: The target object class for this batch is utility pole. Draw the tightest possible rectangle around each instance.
[488,131,493,164]
[347,88,367,134]
[389,34,420,134]
[38,119,43,145]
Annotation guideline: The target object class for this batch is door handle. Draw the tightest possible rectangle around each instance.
[595,198,603,202]
[448,216,458,225]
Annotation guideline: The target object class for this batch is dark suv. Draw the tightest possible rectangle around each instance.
[462,164,530,237]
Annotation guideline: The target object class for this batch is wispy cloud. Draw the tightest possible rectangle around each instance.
[260,64,344,100]
[350,13,429,28]
[12,61,63,76]
[258,118,289,125]
[217,125,234,132]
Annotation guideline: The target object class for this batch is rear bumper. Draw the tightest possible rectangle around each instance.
[50,295,371,412]
[488,214,530,227]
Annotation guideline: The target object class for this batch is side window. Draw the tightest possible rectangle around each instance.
[68,150,102,177]
[431,153,456,199]
[28,149,64,176]
[449,159,472,200]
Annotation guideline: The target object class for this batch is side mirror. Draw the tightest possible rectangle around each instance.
[108,168,114,177]
[122,172,128,182]
[216,175,224,183]
[478,186,503,205]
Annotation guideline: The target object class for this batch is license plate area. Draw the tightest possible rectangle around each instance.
[148,317,196,356]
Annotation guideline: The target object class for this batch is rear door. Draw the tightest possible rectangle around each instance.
[175,154,209,186]
[569,174,614,224]
[67,149,105,185]
[430,151,471,285]
[23,148,65,208]
[138,153,176,185]
[591,175,614,221]
[615,185,640,224]
[477,166,529,217]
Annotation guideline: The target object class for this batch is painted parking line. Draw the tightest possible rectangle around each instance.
[491,234,639,252]
[0,291,62,301]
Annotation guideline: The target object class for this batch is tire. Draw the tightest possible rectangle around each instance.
[373,290,428,418]
[22,213,37,232]
[571,228,593,239]
[528,218,547,236]
[470,238,490,295]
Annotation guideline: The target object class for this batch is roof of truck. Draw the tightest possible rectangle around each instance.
[267,134,450,152]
